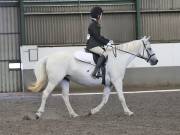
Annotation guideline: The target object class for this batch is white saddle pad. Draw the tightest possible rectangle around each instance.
[74,50,95,65]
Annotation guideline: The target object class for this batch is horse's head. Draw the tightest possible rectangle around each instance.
[140,36,158,65]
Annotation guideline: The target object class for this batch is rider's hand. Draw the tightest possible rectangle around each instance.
[109,40,114,45]
[106,40,114,47]
[86,34,90,40]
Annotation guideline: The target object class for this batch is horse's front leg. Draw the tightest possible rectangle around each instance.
[90,85,112,115]
[112,79,134,116]
[61,80,79,118]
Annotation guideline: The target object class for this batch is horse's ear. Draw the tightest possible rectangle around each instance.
[147,36,151,41]
[142,36,147,40]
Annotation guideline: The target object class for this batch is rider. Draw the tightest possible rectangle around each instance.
[86,6,114,78]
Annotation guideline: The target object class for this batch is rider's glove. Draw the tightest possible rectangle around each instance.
[86,34,90,40]
[106,40,114,47]
[109,40,114,45]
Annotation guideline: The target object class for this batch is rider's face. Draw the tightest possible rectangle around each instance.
[99,13,102,20]
[98,13,102,23]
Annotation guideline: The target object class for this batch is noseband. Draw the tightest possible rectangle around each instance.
[141,40,155,62]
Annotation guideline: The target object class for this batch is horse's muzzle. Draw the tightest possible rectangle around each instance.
[150,59,158,65]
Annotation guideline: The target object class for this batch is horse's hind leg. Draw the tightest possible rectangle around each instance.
[60,79,79,118]
[36,81,57,119]
[90,85,111,115]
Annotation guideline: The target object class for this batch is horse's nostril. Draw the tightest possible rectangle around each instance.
[156,59,158,64]
[154,59,158,65]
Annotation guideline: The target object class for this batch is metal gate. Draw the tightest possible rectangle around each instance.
[0,1,22,92]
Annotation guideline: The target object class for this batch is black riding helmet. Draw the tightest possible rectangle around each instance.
[90,7,103,19]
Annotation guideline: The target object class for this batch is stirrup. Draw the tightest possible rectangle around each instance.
[96,71,102,78]
[91,73,97,79]
[91,71,102,79]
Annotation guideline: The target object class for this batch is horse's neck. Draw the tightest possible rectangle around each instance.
[108,40,142,67]
[117,40,142,55]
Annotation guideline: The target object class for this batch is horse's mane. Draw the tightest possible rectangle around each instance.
[116,40,142,52]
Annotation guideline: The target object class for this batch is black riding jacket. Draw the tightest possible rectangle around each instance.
[86,20,109,50]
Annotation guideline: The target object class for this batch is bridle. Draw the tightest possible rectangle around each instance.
[109,40,155,62]
[141,40,156,62]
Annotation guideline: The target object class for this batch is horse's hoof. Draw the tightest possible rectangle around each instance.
[70,114,79,118]
[125,111,134,116]
[83,112,92,117]
[88,112,92,116]
[22,115,32,120]
[35,114,40,120]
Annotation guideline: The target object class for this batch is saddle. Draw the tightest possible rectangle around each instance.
[74,49,107,85]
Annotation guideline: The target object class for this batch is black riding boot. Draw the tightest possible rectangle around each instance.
[91,55,106,78]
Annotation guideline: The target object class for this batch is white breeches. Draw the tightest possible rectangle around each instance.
[89,46,108,57]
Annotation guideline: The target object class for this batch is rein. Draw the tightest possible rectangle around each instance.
[112,45,148,60]
[109,40,155,61]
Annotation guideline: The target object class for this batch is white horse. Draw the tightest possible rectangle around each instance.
[28,36,158,119]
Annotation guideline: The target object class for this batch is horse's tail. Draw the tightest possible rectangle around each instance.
[28,57,47,92]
